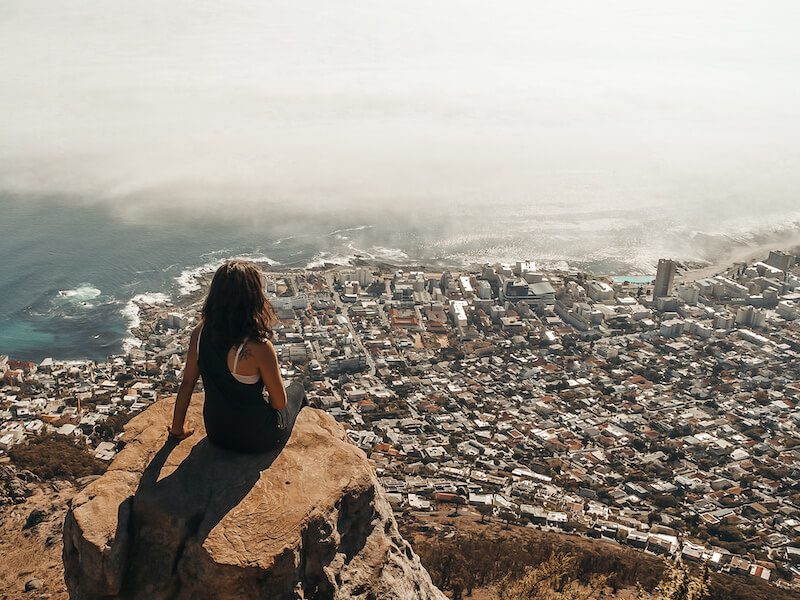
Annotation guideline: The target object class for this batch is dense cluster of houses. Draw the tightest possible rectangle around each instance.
[2,249,800,590]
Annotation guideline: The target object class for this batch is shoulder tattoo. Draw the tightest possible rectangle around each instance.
[239,343,254,360]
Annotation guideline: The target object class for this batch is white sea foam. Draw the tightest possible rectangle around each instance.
[175,254,278,295]
[304,252,354,269]
[121,336,142,353]
[304,245,415,269]
[233,253,278,265]
[367,246,410,262]
[328,225,373,236]
[175,262,220,295]
[57,284,101,302]
[132,292,171,306]
[120,292,171,352]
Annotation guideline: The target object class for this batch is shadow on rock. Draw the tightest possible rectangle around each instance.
[123,434,289,596]
[63,395,446,600]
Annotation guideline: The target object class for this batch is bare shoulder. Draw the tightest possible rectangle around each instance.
[247,338,277,359]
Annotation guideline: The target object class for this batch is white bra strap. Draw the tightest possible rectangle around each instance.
[196,324,203,359]
[233,339,247,374]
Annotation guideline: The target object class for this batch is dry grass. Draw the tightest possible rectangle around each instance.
[399,508,800,600]
[0,482,73,599]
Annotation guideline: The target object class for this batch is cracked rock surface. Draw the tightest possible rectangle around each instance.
[63,394,445,600]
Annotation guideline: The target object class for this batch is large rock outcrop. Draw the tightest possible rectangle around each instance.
[63,394,445,600]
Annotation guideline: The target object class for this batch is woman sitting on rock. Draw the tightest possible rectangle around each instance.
[168,259,306,452]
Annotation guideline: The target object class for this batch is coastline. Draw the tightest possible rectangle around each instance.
[678,228,800,283]
[101,238,800,367]
[4,233,800,364]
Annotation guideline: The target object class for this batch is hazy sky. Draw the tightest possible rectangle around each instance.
[1,1,799,226]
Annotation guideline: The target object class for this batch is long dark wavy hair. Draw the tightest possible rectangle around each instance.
[201,260,277,349]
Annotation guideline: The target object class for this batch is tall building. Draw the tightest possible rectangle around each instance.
[587,280,615,302]
[736,306,767,328]
[677,283,699,305]
[355,267,373,287]
[766,250,796,272]
[654,259,677,299]
[439,271,453,293]
[500,279,556,307]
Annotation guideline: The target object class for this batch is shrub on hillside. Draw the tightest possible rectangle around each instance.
[415,532,661,595]
[707,523,743,542]
[412,529,793,600]
[653,494,680,509]
[94,411,136,440]
[9,433,105,481]
[497,553,608,600]
[646,560,710,600]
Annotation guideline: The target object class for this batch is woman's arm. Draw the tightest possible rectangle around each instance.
[258,340,287,411]
[168,325,201,439]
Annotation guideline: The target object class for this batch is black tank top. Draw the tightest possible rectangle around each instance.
[197,327,281,453]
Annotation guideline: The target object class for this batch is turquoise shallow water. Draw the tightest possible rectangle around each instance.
[0,197,330,361]
[0,195,454,361]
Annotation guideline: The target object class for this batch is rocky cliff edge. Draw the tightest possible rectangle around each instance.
[63,393,445,600]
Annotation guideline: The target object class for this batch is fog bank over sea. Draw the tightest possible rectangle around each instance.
[2,1,799,214]
[1,0,799,359]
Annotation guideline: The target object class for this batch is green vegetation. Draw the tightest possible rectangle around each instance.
[652,494,681,509]
[415,532,661,597]
[8,433,106,481]
[412,531,793,600]
[645,560,709,600]
[706,523,743,543]
[497,553,608,600]
[496,554,710,600]
[93,411,135,440]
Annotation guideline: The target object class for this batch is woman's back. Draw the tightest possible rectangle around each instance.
[168,259,306,452]
[224,335,261,385]
[197,327,281,452]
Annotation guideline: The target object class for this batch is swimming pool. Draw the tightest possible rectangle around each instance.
[612,275,655,285]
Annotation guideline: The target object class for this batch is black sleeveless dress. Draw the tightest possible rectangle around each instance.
[197,330,305,453]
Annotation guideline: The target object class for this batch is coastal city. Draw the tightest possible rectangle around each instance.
[2,250,800,592]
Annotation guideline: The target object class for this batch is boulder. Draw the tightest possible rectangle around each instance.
[63,394,445,600]
[0,464,35,506]
[24,508,47,530]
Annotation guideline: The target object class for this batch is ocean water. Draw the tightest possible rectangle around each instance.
[0,195,429,361]
[2,194,799,362]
